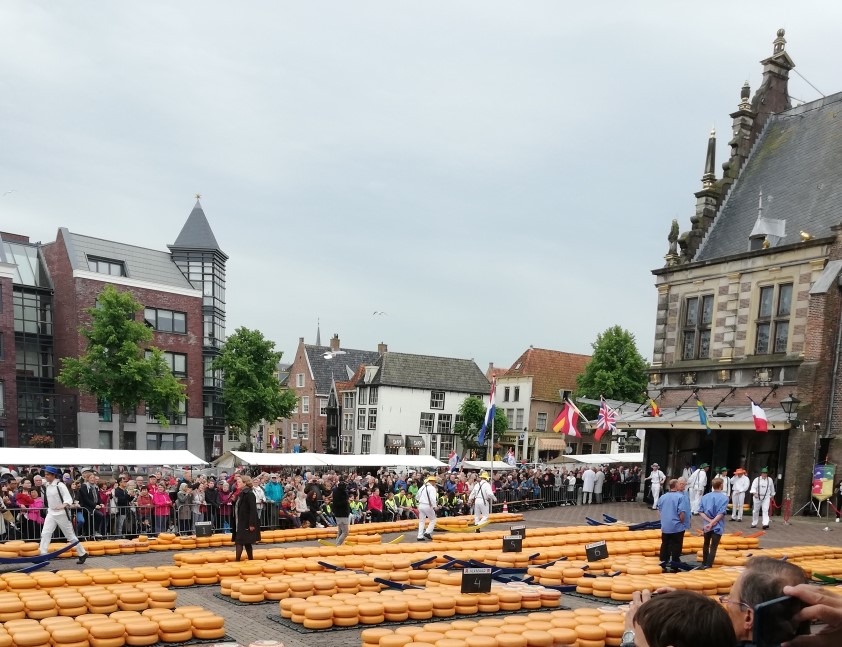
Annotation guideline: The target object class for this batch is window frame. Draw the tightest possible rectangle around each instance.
[300,423,309,440]
[430,391,445,410]
[291,423,298,439]
[437,413,453,435]
[319,398,328,416]
[513,386,520,402]
[681,294,714,360]
[301,396,309,414]
[361,434,371,455]
[87,255,126,277]
[419,412,435,434]
[359,387,368,406]
[357,407,366,430]
[755,283,793,355]
[296,373,304,388]
[343,393,355,410]
[144,307,187,334]
[536,412,547,432]
[367,408,377,431]
[503,387,510,402]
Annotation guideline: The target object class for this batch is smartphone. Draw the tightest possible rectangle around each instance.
[753,595,810,647]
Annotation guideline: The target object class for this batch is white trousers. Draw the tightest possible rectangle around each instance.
[417,504,436,538]
[651,484,661,509]
[690,489,703,514]
[752,497,771,527]
[473,501,489,526]
[731,491,745,519]
[583,490,593,505]
[39,512,87,556]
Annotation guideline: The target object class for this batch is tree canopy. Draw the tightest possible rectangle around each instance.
[213,327,298,442]
[59,285,186,449]
[454,395,509,449]
[574,325,649,416]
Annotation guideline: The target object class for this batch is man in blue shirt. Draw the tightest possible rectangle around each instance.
[698,477,729,569]
[657,479,686,572]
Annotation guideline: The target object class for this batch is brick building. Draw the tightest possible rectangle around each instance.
[494,347,591,463]
[0,200,226,457]
[613,30,842,510]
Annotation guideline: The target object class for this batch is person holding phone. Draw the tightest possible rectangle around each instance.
[782,583,842,647]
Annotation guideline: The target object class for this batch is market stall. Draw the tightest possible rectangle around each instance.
[1,447,207,467]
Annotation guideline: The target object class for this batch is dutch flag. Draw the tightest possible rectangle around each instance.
[477,378,496,445]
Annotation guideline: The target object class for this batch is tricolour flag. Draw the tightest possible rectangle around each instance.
[649,399,661,417]
[750,399,768,433]
[697,399,711,435]
[595,396,617,442]
[477,378,496,445]
[552,400,581,437]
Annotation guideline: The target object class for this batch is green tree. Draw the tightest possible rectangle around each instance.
[454,396,509,450]
[574,325,649,417]
[59,285,186,449]
[213,327,298,442]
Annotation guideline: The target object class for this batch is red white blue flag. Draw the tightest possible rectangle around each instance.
[595,396,617,441]
[477,378,496,445]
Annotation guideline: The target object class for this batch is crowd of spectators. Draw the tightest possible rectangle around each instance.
[1,462,644,541]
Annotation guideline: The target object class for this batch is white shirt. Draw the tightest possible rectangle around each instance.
[719,474,731,497]
[566,475,576,489]
[750,476,775,500]
[688,469,707,491]
[594,471,605,493]
[417,483,437,507]
[469,481,494,505]
[44,479,73,517]
[731,474,750,494]
[649,470,665,486]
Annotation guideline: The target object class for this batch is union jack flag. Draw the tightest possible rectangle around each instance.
[595,396,617,441]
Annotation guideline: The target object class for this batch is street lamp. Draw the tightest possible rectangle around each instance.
[780,393,801,424]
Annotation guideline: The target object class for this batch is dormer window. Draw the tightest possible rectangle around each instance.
[87,255,126,277]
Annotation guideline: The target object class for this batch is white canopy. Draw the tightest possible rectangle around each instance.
[230,451,328,467]
[462,460,517,471]
[318,454,446,469]
[2,448,207,466]
[550,452,644,465]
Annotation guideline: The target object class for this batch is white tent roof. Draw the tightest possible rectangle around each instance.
[230,451,328,467]
[319,454,446,469]
[2,448,207,466]
[551,452,644,465]
[462,460,517,471]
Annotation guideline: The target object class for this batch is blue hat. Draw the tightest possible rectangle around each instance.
[44,466,61,476]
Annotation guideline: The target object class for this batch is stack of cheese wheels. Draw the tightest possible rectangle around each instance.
[3,620,51,647]
[238,583,265,604]
[364,608,627,647]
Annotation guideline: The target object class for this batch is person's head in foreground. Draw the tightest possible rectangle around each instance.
[725,556,808,642]
[634,590,736,647]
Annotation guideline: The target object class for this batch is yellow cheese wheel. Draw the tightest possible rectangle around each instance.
[125,635,157,646]
[123,622,158,638]
[89,623,126,639]
[359,614,385,625]
[576,625,607,641]
[158,630,193,643]
[7,629,51,647]
[411,632,446,644]
[89,639,124,647]
[191,615,224,631]
[192,627,226,640]
[547,627,579,646]
[156,617,191,633]
[302,618,332,630]
[0,637,13,647]
[521,630,553,647]
[600,622,625,638]
[333,616,359,627]
[50,626,90,643]
[379,636,412,647]
[495,634,528,647]
[304,607,333,621]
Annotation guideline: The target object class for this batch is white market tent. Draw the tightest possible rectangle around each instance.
[2,448,207,466]
[219,452,446,470]
[462,460,517,472]
[551,452,644,465]
[229,451,328,467]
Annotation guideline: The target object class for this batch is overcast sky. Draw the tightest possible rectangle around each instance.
[2,2,841,373]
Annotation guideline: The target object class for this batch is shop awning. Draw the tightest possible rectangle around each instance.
[537,437,566,451]
[384,435,404,448]
[318,454,446,469]
[613,405,793,431]
[405,436,425,449]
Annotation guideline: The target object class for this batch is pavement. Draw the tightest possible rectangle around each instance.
[30,501,842,646]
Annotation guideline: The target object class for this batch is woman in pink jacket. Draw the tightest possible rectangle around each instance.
[152,484,172,535]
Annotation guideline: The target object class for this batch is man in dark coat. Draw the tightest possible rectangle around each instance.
[332,475,351,546]
[232,474,259,561]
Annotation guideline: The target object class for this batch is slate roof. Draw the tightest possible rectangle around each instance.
[503,347,591,402]
[360,352,490,394]
[305,345,381,396]
[170,200,226,256]
[696,92,842,262]
[60,229,195,290]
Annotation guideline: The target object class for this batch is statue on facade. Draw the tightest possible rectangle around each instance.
[664,219,681,266]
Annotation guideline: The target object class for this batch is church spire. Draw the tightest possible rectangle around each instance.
[316,319,321,346]
[701,127,717,188]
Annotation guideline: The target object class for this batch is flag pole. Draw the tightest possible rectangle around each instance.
[490,408,495,488]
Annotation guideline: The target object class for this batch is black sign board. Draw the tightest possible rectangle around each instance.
[502,535,523,553]
[585,540,609,562]
[510,524,526,538]
[461,567,492,594]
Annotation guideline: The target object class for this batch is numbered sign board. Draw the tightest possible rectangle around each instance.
[585,540,609,562]
[461,567,492,594]
[502,535,523,553]
[510,524,526,538]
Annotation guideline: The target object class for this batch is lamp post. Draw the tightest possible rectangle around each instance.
[780,394,801,424]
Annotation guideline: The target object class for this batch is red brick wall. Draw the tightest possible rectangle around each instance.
[42,234,203,419]
[285,339,317,451]
[0,275,17,445]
